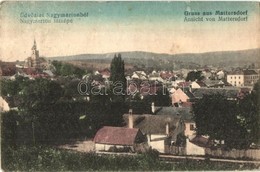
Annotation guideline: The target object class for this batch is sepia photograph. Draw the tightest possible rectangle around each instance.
[0,1,259,171]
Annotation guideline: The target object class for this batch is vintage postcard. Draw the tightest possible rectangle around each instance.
[0,1,259,171]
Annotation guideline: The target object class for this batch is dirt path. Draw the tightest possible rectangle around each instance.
[58,140,94,152]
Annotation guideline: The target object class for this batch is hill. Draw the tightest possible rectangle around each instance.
[50,49,260,70]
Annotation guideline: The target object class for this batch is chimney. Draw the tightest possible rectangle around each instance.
[151,102,155,114]
[128,109,133,128]
[166,122,169,135]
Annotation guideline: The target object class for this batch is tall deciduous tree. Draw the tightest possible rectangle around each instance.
[193,93,252,149]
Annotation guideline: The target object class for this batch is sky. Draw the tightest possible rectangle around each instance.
[0,1,259,61]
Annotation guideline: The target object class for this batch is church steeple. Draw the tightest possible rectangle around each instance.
[32,38,37,50]
[25,39,40,69]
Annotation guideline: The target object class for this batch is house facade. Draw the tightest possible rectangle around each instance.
[226,71,244,87]
[243,69,259,86]
[227,70,259,87]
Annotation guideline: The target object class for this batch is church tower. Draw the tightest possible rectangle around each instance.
[31,39,39,68]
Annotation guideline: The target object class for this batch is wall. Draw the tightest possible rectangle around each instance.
[148,134,167,153]
[184,122,196,138]
[95,143,133,152]
[191,82,200,89]
[186,138,205,156]
[165,145,186,155]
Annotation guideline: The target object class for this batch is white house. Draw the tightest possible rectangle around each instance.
[226,71,244,87]
[132,71,147,80]
[148,73,163,82]
[216,70,225,79]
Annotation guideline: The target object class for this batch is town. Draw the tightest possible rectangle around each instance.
[1,40,260,170]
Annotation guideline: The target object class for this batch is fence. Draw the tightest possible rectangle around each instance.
[205,148,260,160]
[165,145,186,155]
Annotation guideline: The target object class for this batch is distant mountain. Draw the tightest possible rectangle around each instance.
[50,49,260,69]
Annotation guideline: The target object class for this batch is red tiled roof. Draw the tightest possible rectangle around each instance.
[22,68,37,75]
[160,72,174,80]
[178,82,191,87]
[93,126,140,146]
[0,62,16,76]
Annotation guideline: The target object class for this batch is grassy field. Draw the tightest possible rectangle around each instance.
[1,145,259,171]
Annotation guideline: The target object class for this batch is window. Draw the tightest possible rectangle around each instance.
[239,76,240,79]
[231,77,232,79]
[190,124,195,131]
[234,76,236,79]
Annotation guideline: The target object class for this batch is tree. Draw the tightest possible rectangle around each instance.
[238,80,260,145]
[186,70,204,82]
[153,87,171,106]
[20,78,63,110]
[193,93,251,149]
[109,54,126,103]
[142,87,171,107]
[52,60,85,78]
[1,110,18,148]
[107,54,128,126]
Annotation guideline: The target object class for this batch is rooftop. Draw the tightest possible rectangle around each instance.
[93,126,141,146]
[123,114,181,135]
[192,88,239,99]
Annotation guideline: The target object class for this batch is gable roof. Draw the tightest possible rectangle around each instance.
[93,126,141,146]
[154,106,194,122]
[123,114,180,135]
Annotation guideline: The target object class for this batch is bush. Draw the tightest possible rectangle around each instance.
[1,145,258,171]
